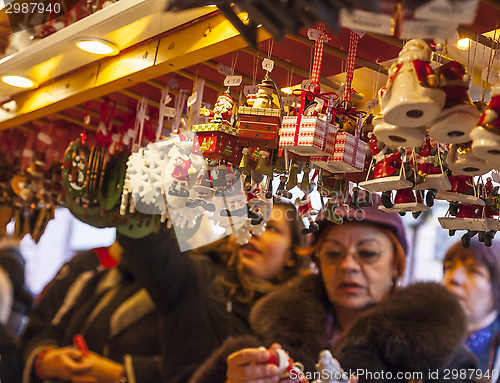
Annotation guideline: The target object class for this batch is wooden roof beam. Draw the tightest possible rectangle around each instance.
[0,13,269,130]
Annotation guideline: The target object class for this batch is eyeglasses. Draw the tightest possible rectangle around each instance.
[317,247,392,265]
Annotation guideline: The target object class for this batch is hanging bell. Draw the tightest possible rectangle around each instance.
[325,201,343,225]
[239,148,251,176]
[349,187,362,212]
[276,175,292,199]
[285,163,299,191]
[299,164,311,194]
[255,150,273,177]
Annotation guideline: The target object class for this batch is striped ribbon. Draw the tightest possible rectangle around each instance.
[344,31,360,102]
[311,24,329,87]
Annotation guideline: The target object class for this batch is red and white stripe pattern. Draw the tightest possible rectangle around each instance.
[311,24,329,85]
[344,31,360,102]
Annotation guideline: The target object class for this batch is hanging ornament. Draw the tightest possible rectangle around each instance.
[470,79,500,171]
[429,61,480,144]
[379,39,445,128]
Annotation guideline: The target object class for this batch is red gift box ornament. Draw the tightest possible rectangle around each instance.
[280,91,338,158]
[193,92,242,164]
[237,77,281,149]
[311,111,367,173]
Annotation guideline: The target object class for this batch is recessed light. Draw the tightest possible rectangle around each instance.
[1,75,38,89]
[75,38,119,55]
[457,37,470,50]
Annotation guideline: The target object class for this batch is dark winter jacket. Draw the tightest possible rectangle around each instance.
[22,266,162,383]
[117,226,256,383]
[190,275,477,383]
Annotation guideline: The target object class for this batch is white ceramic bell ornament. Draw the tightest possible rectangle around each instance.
[380,39,445,128]
[470,79,500,170]
[447,143,492,176]
[429,61,480,143]
[372,115,425,148]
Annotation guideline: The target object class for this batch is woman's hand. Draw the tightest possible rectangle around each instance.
[85,352,124,383]
[227,344,281,383]
[40,347,94,382]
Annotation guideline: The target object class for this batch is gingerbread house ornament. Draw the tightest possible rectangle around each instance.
[379,39,445,128]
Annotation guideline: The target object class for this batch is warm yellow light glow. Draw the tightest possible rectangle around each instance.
[281,87,293,95]
[457,37,470,50]
[1,75,37,89]
[76,39,119,55]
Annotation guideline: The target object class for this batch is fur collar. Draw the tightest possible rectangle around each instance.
[250,275,468,375]
[250,274,330,372]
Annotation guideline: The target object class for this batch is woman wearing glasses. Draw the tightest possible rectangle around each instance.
[193,197,477,383]
[442,239,500,375]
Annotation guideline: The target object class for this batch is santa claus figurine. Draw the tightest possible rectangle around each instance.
[379,39,445,128]
[168,155,196,197]
[367,132,403,179]
[201,92,234,124]
[295,194,319,234]
[470,78,500,170]
[429,61,480,144]
[251,78,278,109]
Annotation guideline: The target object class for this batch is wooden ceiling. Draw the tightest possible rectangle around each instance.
[1,1,500,134]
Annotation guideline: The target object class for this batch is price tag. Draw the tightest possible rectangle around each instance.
[262,58,275,72]
[244,85,259,96]
[340,8,393,36]
[301,79,313,90]
[315,98,325,110]
[335,85,346,100]
[350,29,365,38]
[307,28,322,41]
[482,69,499,84]
[187,92,198,107]
[365,98,380,112]
[492,171,500,184]
[164,107,176,118]
[414,0,479,25]
[217,63,232,76]
[282,96,294,107]
[400,19,457,39]
[224,75,243,87]
[37,132,53,145]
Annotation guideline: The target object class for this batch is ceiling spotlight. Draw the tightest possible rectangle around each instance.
[457,37,470,50]
[1,75,38,89]
[75,38,119,55]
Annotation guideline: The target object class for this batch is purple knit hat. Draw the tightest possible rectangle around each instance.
[315,194,408,254]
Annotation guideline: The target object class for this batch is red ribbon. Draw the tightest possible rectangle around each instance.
[345,31,360,103]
